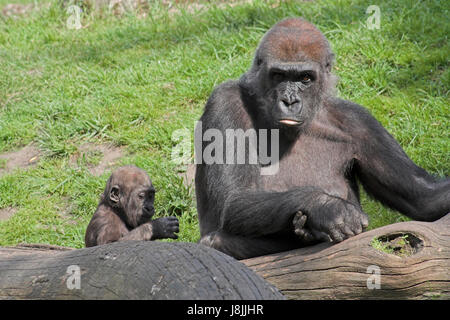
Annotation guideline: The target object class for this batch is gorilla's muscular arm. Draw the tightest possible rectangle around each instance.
[220,188,321,237]
[347,101,450,221]
[221,187,368,242]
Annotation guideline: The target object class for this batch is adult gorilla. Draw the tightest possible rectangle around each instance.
[195,18,449,259]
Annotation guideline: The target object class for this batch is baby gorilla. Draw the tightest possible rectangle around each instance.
[85,165,179,247]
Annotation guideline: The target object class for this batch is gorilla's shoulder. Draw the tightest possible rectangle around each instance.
[201,80,250,128]
[207,80,242,107]
[203,81,244,114]
[327,97,384,133]
[328,97,376,121]
[213,79,241,92]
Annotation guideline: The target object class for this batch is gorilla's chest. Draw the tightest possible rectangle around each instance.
[260,134,354,199]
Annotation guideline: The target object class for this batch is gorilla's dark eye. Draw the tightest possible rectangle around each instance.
[300,74,312,84]
[271,72,284,82]
[138,192,145,199]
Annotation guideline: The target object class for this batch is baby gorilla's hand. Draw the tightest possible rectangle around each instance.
[152,216,180,240]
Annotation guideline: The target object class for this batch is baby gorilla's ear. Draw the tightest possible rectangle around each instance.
[109,185,120,204]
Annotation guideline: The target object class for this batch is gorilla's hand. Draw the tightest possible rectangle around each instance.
[304,194,369,243]
[152,216,180,240]
[293,211,329,243]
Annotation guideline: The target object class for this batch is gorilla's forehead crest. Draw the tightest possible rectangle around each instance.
[259,18,331,64]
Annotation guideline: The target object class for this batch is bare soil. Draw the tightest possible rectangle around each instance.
[70,143,124,176]
[0,144,40,177]
[0,207,17,221]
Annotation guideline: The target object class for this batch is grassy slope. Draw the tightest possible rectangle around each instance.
[0,0,448,247]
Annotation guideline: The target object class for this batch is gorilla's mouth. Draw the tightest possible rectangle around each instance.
[142,208,154,219]
[279,119,301,126]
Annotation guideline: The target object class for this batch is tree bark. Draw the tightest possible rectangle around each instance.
[242,213,450,300]
[0,241,284,300]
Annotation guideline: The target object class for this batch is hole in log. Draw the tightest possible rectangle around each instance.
[371,233,423,257]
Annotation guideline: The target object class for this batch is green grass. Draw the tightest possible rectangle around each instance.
[371,237,396,255]
[0,0,448,248]
[371,234,417,257]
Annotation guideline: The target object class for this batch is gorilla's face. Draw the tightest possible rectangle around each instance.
[123,183,155,227]
[239,18,335,138]
[106,166,156,228]
[259,61,322,132]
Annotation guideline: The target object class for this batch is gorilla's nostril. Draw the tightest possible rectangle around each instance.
[281,99,290,107]
[281,98,300,107]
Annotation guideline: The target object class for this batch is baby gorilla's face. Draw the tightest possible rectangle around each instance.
[106,165,156,228]
[123,173,155,228]
[125,184,156,227]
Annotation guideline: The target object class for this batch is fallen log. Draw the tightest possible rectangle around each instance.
[0,241,284,300]
[242,213,450,300]
[1,215,448,300]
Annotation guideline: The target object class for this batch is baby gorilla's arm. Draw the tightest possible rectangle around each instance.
[119,217,179,241]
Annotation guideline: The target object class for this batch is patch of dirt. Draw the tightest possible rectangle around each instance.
[63,0,256,17]
[163,0,256,14]
[61,0,151,18]
[70,143,124,176]
[0,144,40,177]
[1,91,23,109]
[25,69,43,77]
[2,0,258,20]
[0,207,18,221]
[1,3,34,17]
[1,2,50,18]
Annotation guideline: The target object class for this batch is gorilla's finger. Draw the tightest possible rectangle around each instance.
[329,228,344,243]
[311,229,331,242]
[295,228,305,237]
[342,225,355,237]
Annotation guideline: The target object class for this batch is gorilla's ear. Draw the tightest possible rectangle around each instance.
[110,185,120,204]
[325,53,335,73]
[239,71,257,96]
[238,54,263,96]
